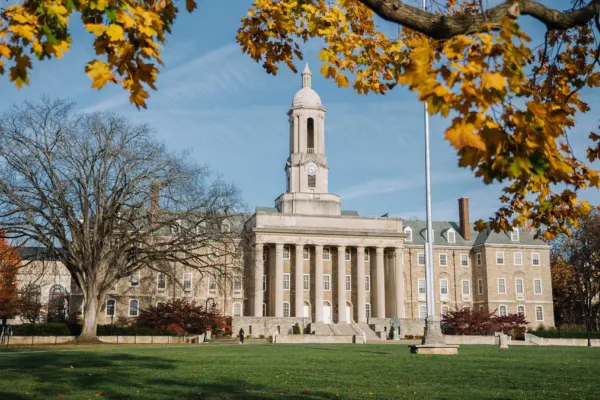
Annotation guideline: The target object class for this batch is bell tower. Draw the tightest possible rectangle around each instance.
[275,64,341,215]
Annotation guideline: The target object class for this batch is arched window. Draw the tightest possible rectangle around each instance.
[419,305,427,319]
[262,303,267,317]
[365,303,371,320]
[499,305,507,317]
[283,301,291,317]
[303,301,310,318]
[233,302,242,317]
[307,118,315,153]
[48,284,68,322]
[441,305,450,316]
[517,305,525,316]
[129,299,139,317]
[106,299,116,317]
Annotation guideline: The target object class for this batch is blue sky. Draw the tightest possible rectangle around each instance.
[1,0,598,222]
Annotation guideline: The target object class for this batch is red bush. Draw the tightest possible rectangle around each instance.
[442,308,528,338]
[137,299,227,335]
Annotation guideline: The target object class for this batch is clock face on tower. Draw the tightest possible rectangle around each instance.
[307,162,318,176]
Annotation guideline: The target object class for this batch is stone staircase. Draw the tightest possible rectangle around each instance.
[334,323,356,336]
[309,322,337,335]
[357,323,381,341]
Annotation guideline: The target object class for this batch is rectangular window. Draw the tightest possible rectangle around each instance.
[476,253,482,266]
[439,253,448,267]
[496,252,504,265]
[514,252,523,266]
[345,248,351,261]
[233,278,242,296]
[418,252,425,266]
[461,254,469,267]
[157,273,166,291]
[323,247,331,261]
[208,276,217,295]
[283,273,290,290]
[303,247,310,260]
[440,279,449,299]
[130,270,140,287]
[183,273,192,292]
[364,248,370,261]
[106,300,116,317]
[534,279,542,295]
[497,278,506,294]
[478,279,483,295]
[283,246,291,260]
[283,302,290,317]
[345,275,351,291]
[532,253,540,266]
[511,228,519,242]
[323,274,331,291]
[536,306,544,321]
[418,279,426,301]
[365,276,371,291]
[516,278,524,297]
[129,300,139,317]
[448,230,456,243]
[303,274,310,290]
[308,174,316,188]
[462,280,470,296]
[263,275,267,291]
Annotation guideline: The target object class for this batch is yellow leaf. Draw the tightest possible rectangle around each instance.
[106,24,124,41]
[445,122,486,151]
[481,72,506,91]
[0,45,11,59]
[85,24,106,36]
[335,73,349,87]
[86,60,115,89]
[9,25,36,41]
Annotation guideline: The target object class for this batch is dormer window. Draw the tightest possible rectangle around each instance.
[511,228,519,242]
[404,227,412,242]
[447,229,456,244]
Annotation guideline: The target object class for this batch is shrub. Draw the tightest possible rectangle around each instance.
[246,334,252,339]
[405,334,414,339]
[292,323,301,335]
[12,322,81,336]
[530,325,600,339]
[442,308,528,338]
[259,334,265,339]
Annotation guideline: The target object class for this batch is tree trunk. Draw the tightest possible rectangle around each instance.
[79,294,100,342]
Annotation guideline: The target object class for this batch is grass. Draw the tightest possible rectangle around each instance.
[0,344,598,399]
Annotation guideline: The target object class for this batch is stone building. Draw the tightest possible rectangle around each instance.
[233,65,554,337]
[8,65,554,337]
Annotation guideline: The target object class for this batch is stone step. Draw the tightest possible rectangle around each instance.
[357,323,381,340]
[335,323,357,336]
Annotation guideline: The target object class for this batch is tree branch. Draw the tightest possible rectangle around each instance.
[358,0,600,40]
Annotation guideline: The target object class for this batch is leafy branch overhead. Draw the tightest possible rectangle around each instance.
[2,0,600,238]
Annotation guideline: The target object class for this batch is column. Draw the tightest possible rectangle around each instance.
[315,245,324,322]
[294,115,299,153]
[253,243,264,317]
[295,244,304,318]
[376,247,386,318]
[356,246,366,323]
[275,243,284,317]
[337,246,347,323]
[394,247,405,318]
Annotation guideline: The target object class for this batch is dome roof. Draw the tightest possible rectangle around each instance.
[292,87,322,107]
[291,63,322,108]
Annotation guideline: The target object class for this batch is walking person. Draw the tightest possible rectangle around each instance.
[2,324,12,345]
[239,327,245,345]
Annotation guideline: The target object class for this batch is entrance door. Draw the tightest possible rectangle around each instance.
[323,302,331,324]
[303,301,310,318]
[346,304,351,323]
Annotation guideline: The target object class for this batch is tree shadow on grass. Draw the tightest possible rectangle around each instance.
[0,350,338,399]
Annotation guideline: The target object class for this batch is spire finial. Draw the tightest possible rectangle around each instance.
[302,63,312,88]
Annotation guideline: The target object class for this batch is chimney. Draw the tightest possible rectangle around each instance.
[458,197,470,240]
[150,182,160,226]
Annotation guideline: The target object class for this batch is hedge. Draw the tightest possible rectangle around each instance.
[10,323,174,336]
[530,326,600,339]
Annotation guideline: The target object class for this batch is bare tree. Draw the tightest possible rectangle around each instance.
[551,210,600,346]
[0,99,245,341]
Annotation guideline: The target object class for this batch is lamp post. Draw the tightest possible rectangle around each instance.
[204,297,216,343]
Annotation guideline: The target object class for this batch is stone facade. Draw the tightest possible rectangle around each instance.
[9,64,555,334]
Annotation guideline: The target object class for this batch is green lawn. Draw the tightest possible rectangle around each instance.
[0,344,598,399]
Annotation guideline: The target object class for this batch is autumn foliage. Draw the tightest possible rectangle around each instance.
[137,299,231,336]
[442,308,528,338]
[0,233,21,321]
